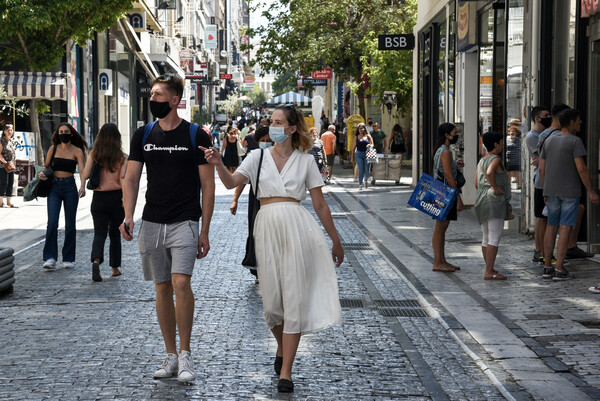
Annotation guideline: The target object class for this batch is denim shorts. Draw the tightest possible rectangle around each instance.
[545,196,579,227]
[138,220,199,283]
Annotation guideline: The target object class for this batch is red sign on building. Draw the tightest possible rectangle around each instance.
[220,73,232,79]
[311,68,332,79]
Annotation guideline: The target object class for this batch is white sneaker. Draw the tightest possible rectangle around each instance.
[43,258,56,269]
[62,261,74,269]
[358,184,364,190]
[177,350,195,383]
[153,353,178,379]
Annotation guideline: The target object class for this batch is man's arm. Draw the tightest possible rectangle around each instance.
[539,158,546,187]
[574,156,600,204]
[198,163,215,258]
[120,160,143,240]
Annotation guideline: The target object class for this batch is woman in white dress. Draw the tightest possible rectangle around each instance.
[200,104,344,393]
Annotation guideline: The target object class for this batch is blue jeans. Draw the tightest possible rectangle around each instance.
[355,151,369,185]
[43,176,79,262]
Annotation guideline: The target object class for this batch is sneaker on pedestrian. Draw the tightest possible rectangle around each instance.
[43,258,56,269]
[364,181,368,189]
[565,246,595,260]
[588,285,600,294]
[153,353,178,379]
[552,268,575,281]
[177,350,195,383]
[542,267,555,279]
[358,184,364,190]
[539,256,558,265]
[532,251,541,263]
[62,261,74,269]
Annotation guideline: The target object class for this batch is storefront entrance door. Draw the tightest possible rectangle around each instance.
[588,36,600,253]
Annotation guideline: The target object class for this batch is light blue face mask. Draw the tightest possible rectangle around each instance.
[269,126,290,143]
[258,142,273,149]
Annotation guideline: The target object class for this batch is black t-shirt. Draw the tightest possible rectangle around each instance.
[129,120,211,224]
[245,132,259,153]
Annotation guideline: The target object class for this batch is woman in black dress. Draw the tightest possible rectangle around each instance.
[221,126,241,173]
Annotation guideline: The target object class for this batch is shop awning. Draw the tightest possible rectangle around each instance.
[0,71,68,101]
[265,91,312,107]
[148,54,187,80]
[117,19,159,79]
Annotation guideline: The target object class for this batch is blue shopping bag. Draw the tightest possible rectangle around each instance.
[407,173,458,221]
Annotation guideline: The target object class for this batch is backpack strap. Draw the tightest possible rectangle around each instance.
[189,123,201,190]
[142,120,158,147]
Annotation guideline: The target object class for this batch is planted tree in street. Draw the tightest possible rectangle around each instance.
[271,72,297,96]
[0,0,134,163]
[245,0,416,117]
[249,86,268,109]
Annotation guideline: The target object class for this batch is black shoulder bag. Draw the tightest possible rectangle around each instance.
[37,146,57,198]
[86,161,101,190]
[241,149,264,267]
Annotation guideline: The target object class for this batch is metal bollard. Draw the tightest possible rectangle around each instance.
[0,248,15,296]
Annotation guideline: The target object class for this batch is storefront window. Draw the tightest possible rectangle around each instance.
[438,21,447,123]
[448,10,456,123]
[478,9,494,158]
[506,0,524,126]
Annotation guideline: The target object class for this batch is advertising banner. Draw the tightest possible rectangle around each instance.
[206,25,217,49]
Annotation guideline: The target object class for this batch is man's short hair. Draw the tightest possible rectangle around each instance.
[328,124,335,130]
[558,108,580,128]
[551,103,570,118]
[482,131,504,152]
[151,74,184,99]
[531,106,550,122]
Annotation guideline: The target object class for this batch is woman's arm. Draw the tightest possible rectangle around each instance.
[230,183,246,215]
[368,134,374,146]
[44,146,54,168]
[75,148,86,197]
[119,153,128,188]
[198,146,247,189]
[486,157,505,195]
[309,186,344,267]
[440,150,457,188]
[82,150,94,181]
[0,142,6,164]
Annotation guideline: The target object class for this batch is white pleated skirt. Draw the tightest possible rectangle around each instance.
[254,202,342,334]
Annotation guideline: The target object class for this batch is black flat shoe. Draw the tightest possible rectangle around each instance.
[92,262,102,282]
[278,378,294,393]
[274,355,283,375]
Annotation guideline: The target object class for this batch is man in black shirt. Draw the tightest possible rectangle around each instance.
[121,74,215,383]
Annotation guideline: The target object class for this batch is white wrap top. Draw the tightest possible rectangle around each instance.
[236,148,324,200]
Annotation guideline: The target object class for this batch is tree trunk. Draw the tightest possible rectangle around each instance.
[356,85,366,118]
[30,99,44,164]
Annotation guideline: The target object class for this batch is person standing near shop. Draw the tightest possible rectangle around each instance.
[371,122,387,154]
[321,125,337,182]
[539,108,599,281]
[0,123,17,208]
[121,74,215,383]
[524,106,551,263]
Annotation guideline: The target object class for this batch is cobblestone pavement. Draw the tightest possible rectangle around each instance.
[0,171,509,400]
[327,160,600,401]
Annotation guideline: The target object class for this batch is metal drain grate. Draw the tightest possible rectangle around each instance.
[379,308,430,318]
[341,243,373,250]
[374,299,422,308]
[339,299,364,308]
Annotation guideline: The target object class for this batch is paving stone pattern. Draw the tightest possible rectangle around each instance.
[0,192,504,400]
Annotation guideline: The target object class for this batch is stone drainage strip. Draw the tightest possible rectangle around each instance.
[340,298,431,318]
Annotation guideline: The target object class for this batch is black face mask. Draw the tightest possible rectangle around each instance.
[540,117,552,129]
[150,100,172,119]
[59,134,72,143]
[367,121,373,126]
[449,135,459,145]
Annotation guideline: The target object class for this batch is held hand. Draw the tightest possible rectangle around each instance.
[590,191,600,205]
[531,156,539,167]
[493,186,505,195]
[120,219,134,241]
[198,146,222,165]
[230,200,238,215]
[456,158,465,168]
[78,187,86,198]
[39,171,48,181]
[332,241,344,267]
[197,233,210,259]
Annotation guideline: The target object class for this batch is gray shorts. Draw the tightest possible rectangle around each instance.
[138,220,199,283]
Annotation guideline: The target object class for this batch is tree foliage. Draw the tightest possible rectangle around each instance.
[218,93,243,117]
[244,0,417,116]
[249,85,268,108]
[0,0,134,71]
[271,72,297,96]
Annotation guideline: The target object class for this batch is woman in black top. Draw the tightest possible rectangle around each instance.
[40,123,88,270]
[221,126,241,173]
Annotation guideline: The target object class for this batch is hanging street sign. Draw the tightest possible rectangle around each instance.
[378,34,415,51]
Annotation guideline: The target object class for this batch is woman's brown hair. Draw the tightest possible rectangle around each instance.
[92,123,126,172]
[275,104,311,152]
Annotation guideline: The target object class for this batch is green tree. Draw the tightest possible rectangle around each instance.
[249,85,268,108]
[218,93,242,117]
[0,0,135,162]
[271,72,296,96]
[244,0,416,117]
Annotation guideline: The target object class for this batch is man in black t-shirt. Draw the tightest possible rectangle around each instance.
[121,74,215,383]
